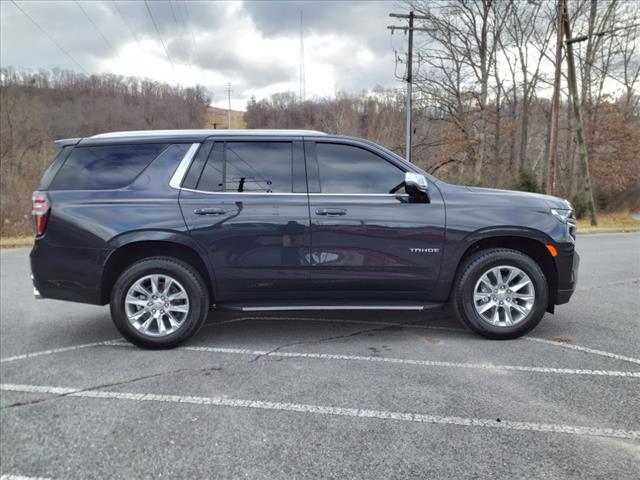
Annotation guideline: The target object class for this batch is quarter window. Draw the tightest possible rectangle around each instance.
[197,142,293,193]
[315,143,405,194]
[49,144,167,190]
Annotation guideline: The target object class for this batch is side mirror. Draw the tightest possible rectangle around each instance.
[405,172,430,203]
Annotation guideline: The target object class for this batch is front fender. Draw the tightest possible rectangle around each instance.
[434,223,558,302]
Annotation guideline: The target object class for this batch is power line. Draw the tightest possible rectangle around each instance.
[75,1,124,66]
[574,51,634,90]
[9,0,89,75]
[170,0,207,88]
[565,19,640,90]
[143,0,177,74]
[168,0,180,25]
[566,22,640,44]
[112,1,145,54]
[181,1,208,87]
[167,0,195,80]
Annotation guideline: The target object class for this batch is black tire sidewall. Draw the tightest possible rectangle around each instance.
[455,249,548,339]
[110,257,209,349]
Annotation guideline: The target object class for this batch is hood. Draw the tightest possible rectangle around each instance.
[460,186,571,210]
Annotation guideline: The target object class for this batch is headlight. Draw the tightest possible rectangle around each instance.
[550,208,573,223]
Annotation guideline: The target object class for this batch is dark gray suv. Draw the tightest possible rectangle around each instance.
[30,129,579,348]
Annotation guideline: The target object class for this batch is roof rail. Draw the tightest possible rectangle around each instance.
[90,129,327,139]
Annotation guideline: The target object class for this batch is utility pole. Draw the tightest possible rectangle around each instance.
[226,82,232,129]
[299,11,306,102]
[563,2,598,226]
[547,0,564,196]
[388,11,430,163]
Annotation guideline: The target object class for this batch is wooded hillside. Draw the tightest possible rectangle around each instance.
[0,68,209,236]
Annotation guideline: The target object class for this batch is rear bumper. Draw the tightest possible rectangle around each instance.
[554,246,579,305]
[30,240,107,305]
[31,275,43,299]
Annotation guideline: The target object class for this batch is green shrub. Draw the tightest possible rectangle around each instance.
[571,191,590,219]
[516,169,543,193]
[594,185,611,211]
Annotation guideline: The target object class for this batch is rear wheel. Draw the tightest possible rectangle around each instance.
[452,248,548,339]
[110,257,209,349]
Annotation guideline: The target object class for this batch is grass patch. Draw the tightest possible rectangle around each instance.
[203,106,246,129]
[0,235,33,249]
[577,210,640,233]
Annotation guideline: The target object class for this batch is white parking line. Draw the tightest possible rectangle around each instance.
[0,339,121,364]
[0,475,52,480]
[525,337,640,365]
[2,383,638,441]
[2,318,638,371]
[101,342,639,378]
[208,316,640,366]
[182,346,640,377]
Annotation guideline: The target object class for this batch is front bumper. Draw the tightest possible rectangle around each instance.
[554,247,579,305]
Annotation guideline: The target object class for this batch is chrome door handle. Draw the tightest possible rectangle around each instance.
[193,208,227,215]
[315,208,347,216]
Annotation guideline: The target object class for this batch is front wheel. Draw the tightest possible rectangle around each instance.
[452,248,548,339]
[110,257,209,349]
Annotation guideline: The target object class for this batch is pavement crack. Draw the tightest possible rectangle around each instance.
[248,320,422,363]
[1,363,224,410]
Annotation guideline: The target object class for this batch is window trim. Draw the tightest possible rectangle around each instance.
[171,137,417,197]
[169,143,201,189]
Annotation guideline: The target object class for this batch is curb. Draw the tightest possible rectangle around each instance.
[576,228,640,235]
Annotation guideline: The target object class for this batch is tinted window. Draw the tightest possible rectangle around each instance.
[38,146,72,190]
[49,144,166,190]
[197,142,293,193]
[182,141,213,189]
[197,143,224,191]
[316,143,405,194]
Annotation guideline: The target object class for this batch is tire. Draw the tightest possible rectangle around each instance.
[110,256,209,349]
[452,248,548,339]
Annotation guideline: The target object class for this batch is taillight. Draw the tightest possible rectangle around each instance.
[31,191,50,237]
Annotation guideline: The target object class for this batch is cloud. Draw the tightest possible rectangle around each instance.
[1,0,403,109]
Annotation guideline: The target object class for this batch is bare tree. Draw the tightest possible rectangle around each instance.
[409,0,512,182]
[0,68,209,236]
[504,1,555,173]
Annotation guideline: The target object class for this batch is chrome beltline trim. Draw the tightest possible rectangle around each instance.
[178,187,408,197]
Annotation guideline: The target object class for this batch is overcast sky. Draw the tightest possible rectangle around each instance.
[1,0,405,110]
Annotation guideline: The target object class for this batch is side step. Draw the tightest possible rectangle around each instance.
[214,301,444,312]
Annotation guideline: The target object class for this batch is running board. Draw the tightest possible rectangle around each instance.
[215,302,444,312]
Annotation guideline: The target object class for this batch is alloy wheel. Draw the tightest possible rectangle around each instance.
[124,274,190,337]
[473,265,535,327]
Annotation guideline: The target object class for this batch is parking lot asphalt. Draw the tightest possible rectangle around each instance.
[1,233,639,479]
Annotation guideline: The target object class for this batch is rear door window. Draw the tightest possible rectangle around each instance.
[49,144,167,190]
[197,141,293,193]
